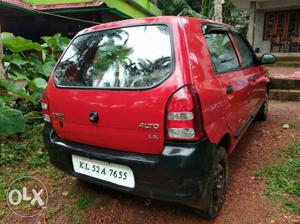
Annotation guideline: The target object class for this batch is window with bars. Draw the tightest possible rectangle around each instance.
[264,10,300,40]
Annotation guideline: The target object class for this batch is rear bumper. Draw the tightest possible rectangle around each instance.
[43,124,217,209]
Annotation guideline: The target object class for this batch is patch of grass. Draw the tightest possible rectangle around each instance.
[0,208,6,218]
[1,123,110,223]
[28,153,48,167]
[285,201,300,215]
[0,124,44,167]
[258,138,300,215]
[47,208,55,219]
[0,124,55,220]
[75,218,82,224]
[0,178,8,201]
[76,196,94,210]
[64,206,74,215]
[64,193,98,223]
[45,165,64,182]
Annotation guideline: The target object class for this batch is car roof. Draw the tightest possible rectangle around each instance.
[77,16,235,36]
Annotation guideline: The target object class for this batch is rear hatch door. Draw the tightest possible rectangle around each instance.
[48,24,179,154]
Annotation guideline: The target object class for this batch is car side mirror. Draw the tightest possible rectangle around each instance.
[260,53,277,65]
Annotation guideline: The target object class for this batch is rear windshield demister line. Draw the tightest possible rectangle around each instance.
[54,25,173,89]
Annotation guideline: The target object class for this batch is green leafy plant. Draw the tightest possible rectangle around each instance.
[1,32,44,53]
[0,79,33,135]
[0,106,25,135]
[0,33,70,135]
[158,0,192,16]
[200,0,214,19]
[41,33,70,55]
[0,78,33,102]
[157,0,247,34]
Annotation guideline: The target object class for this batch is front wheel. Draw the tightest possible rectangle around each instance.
[256,92,269,121]
[195,147,228,219]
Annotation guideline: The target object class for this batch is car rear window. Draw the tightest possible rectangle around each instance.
[53,25,173,89]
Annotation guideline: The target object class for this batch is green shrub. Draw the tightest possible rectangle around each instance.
[0,33,70,136]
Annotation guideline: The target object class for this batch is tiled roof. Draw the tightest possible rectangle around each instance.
[32,0,104,11]
[0,0,103,11]
[0,0,31,9]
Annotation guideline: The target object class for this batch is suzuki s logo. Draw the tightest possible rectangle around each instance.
[138,123,160,129]
[89,112,99,123]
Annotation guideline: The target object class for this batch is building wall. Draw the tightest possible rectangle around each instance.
[233,0,300,10]
[256,0,300,10]
[253,10,271,53]
[234,0,300,53]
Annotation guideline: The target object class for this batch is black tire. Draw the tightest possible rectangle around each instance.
[195,147,229,219]
[256,92,269,121]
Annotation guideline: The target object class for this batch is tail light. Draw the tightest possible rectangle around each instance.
[41,87,51,123]
[166,85,205,141]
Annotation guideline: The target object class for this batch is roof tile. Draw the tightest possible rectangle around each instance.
[32,0,103,10]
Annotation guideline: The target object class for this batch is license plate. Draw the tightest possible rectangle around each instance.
[72,155,135,188]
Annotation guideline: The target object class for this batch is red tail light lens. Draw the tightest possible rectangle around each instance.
[166,85,204,141]
[41,87,51,123]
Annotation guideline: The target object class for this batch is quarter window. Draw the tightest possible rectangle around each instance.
[204,33,240,73]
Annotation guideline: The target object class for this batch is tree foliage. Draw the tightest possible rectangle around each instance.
[157,0,248,35]
[158,0,192,16]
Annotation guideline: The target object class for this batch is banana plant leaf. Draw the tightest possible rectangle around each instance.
[41,33,70,52]
[28,78,48,102]
[0,106,25,135]
[0,79,34,102]
[1,32,44,53]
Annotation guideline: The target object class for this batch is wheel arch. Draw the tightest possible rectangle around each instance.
[217,133,231,153]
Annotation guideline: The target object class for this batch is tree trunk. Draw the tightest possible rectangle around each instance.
[0,24,6,79]
[214,0,225,22]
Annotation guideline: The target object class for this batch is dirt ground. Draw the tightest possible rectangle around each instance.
[1,101,300,224]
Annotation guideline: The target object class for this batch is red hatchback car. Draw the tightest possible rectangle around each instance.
[42,16,276,218]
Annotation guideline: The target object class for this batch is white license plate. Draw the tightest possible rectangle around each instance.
[72,155,135,188]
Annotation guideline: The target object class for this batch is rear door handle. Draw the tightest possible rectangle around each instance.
[226,85,233,95]
[249,75,257,82]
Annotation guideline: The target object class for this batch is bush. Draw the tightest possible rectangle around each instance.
[0,33,70,136]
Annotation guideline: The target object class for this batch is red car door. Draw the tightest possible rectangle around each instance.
[230,32,268,114]
[203,27,251,137]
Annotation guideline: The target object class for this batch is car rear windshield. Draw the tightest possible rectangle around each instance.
[53,25,173,89]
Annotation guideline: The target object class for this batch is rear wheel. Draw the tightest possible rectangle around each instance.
[256,92,269,121]
[195,147,228,219]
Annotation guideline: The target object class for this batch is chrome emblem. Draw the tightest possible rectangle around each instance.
[138,123,160,129]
